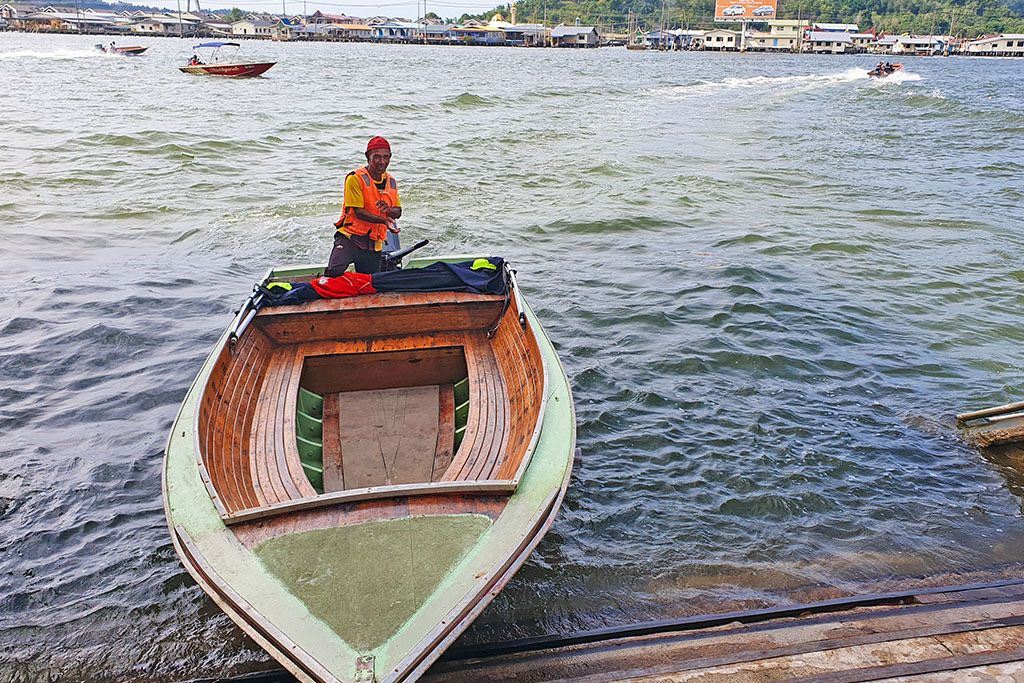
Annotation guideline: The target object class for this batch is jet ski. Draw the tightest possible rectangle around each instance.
[868,62,903,78]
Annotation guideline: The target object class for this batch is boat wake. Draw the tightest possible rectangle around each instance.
[654,68,867,97]
[868,70,922,85]
[0,49,104,60]
[655,67,920,98]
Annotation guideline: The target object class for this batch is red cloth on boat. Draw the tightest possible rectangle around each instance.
[308,272,377,298]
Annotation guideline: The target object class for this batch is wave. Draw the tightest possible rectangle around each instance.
[442,92,498,109]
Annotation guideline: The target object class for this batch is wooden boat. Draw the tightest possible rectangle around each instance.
[96,44,148,56]
[957,400,1024,447]
[179,42,276,78]
[163,256,576,683]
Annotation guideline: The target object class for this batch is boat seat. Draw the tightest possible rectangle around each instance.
[247,346,319,506]
[441,333,509,481]
[255,291,507,344]
[199,332,318,517]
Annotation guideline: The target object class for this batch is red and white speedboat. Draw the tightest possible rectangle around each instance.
[179,42,275,78]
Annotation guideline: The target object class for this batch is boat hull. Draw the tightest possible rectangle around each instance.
[97,45,148,55]
[163,256,576,682]
[179,62,276,78]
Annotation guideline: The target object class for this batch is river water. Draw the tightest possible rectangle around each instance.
[2,31,1024,681]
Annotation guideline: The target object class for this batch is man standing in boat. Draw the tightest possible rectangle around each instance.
[325,136,402,276]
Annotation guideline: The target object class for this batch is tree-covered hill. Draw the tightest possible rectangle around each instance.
[458,0,1024,37]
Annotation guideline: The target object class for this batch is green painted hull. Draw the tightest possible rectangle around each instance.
[162,256,576,682]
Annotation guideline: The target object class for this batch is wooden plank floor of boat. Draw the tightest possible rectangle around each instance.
[324,385,443,491]
[421,580,1024,682]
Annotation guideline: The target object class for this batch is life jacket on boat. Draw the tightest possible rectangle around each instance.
[309,271,376,298]
[334,167,398,245]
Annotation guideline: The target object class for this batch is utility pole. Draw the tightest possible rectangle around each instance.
[176,0,183,36]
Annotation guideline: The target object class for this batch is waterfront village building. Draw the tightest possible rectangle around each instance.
[803,30,852,53]
[133,13,202,34]
[891,35,946,54]
[371,20,420,40]
[450,24,504,44]
[812,22,858,32]
[22,9,114,31]
[232,19,274,36]
[641,28,701,49]
[746,19,805,51]
[503,23,548,46]
[203,17,232,35]
[0,3,39,24]
[963,33,1024,55]
[870,34,899,52]
[700,28,740,51]
[420,23,454,42]
[550,25,599,47]
[849,32,874,51]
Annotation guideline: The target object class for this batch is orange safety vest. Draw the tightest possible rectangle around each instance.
[334,168,398,244]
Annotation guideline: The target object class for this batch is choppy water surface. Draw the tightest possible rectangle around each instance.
[2,32,1024,681]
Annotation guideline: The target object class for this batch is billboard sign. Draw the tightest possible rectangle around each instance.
[714,0,777,21]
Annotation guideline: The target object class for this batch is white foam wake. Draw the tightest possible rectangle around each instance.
[654,66,923,98]
[869,70,922,84]
[0,49,104,61]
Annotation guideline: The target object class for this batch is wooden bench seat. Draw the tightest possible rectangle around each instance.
[255,292,506,345]
[198,334,320,517]
[442,333,509,482]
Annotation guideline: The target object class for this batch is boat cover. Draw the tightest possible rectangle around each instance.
[262,258,508,307]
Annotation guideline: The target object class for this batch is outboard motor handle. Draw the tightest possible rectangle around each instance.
[380,239,429,271]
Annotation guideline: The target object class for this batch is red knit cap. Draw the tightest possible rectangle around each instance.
[366,136,391,154]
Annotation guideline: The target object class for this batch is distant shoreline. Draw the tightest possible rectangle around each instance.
[2,27,1022,57]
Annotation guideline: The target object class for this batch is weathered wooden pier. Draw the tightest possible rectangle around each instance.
[217,578,1024,682]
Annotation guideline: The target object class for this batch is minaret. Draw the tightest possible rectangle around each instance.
[510,0,516,25]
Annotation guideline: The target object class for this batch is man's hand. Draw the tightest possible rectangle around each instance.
[386,219,401,235]
[375,199,390,213]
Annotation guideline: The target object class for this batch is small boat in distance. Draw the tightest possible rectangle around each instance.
[179,42,275,78]
[868,62,903,78]
[96,43,148,56]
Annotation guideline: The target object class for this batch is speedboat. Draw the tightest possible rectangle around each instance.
[867,63,903,78]
[96,44,148,56]
[179,41,276,78]
[163,253,576,682]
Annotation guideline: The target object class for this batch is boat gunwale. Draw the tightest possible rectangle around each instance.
[195,262,549,524]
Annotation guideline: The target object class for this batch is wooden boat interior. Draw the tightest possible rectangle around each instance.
[195,287,546,525]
